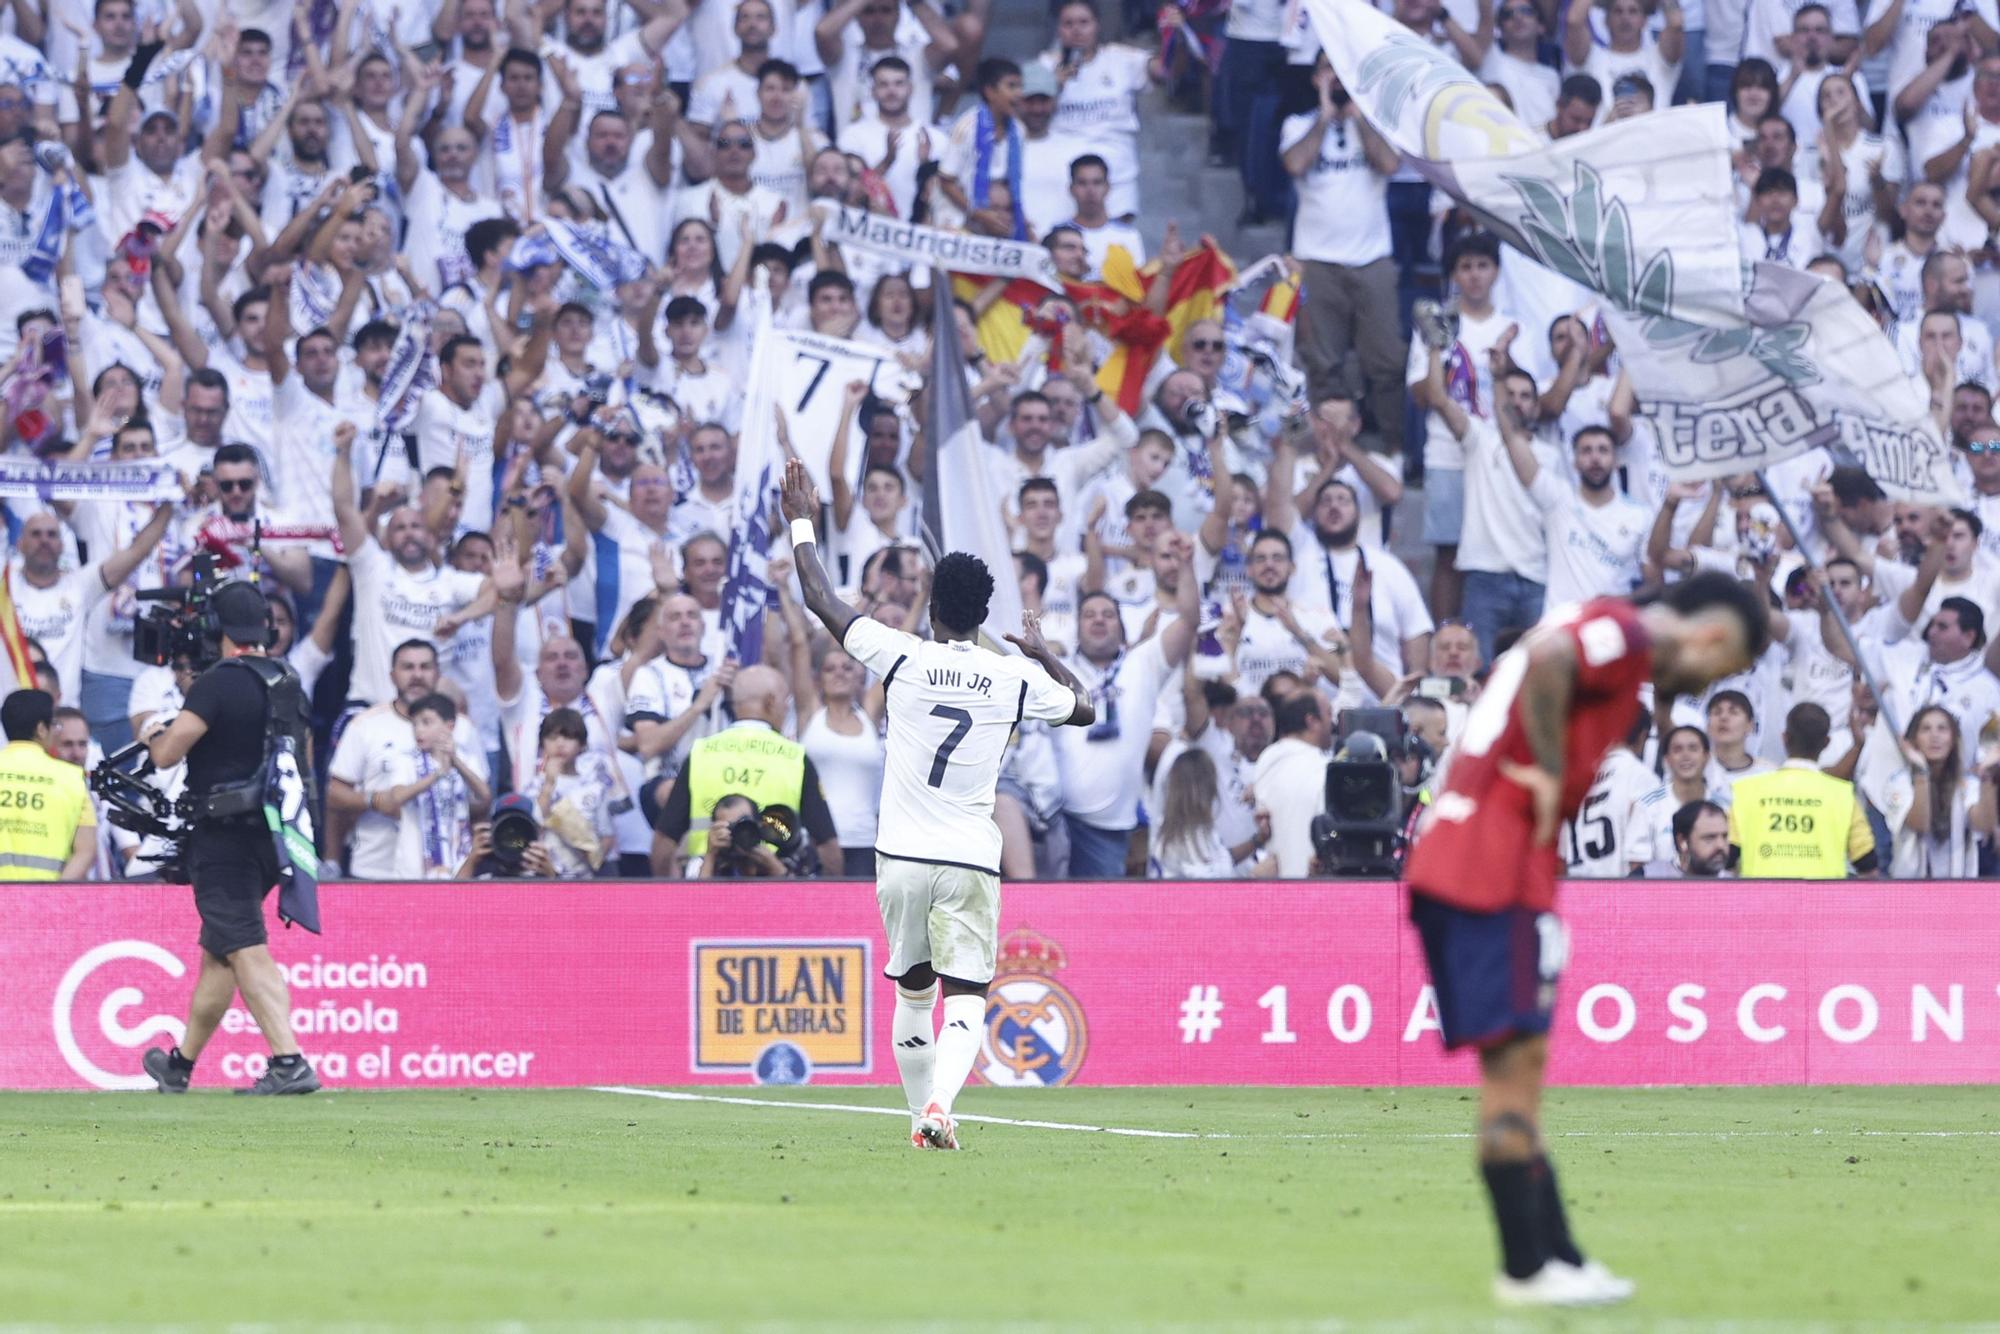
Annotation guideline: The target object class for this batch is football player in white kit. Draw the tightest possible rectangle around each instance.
[781,460,1097,1150]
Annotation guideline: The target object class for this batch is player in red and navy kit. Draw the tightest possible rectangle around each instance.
[1405,572,1769,1308]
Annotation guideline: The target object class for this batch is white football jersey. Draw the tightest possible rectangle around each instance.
[1562,747,1657,878]
[843,617,1080,874]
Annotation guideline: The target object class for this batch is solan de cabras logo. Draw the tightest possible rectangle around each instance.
[977,929,1088,1088]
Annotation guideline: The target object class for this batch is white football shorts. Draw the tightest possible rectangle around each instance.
[875,853,1001,984]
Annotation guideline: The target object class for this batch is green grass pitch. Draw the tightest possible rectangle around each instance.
[2,1085,1996,1330]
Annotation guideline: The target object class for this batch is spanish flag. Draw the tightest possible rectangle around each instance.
[1259,269,1301,325]
[0,565,36,694]
[950,238,1238,415]
[1091,239,1238,415]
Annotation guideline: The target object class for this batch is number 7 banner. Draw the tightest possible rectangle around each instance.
[749,328,922,499]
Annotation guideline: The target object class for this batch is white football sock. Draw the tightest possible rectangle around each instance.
[891,985,938,1118]
[927,992,986,1117]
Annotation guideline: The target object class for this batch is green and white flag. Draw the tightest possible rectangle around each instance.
[1604,263,1964,502]
[1301,0,1744,330]
[1302,0,1957,499]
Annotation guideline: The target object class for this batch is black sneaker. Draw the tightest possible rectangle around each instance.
[141,1047,190,1094]
[234,1059,320,1096]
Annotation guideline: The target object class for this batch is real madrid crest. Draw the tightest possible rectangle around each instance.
[977,928,1088,1088]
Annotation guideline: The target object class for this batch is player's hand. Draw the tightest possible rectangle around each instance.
[780,457,820,524]
[1497,759,1562,848]
[1004,609,1050,659]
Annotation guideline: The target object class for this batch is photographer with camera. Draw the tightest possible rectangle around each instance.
[651,665,841,878]
[138,581,318,1096]
[698,794,788,878]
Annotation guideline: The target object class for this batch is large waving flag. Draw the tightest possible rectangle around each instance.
[922,264,1024,646]
[1301,0,1958,501]
[720,285,784,665]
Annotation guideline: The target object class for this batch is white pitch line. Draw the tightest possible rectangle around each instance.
[590,1088,2000,1142]
[590,1086,1207,1138]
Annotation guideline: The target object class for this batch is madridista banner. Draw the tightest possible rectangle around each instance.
[4,882,1996,1091]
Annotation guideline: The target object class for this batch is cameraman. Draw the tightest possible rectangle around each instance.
[651,665,840,877]
[698,795,785,878]
[138,583,318,1096]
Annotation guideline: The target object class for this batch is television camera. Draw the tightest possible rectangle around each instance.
[1308,708,1438,876]
[88,552,269,883]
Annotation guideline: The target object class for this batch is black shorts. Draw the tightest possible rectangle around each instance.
[189,820,281,959]
[1409,892,1564,1052]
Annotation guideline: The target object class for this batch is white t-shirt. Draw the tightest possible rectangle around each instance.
[574,149,676,265]
[1481,48,1561,130]
[8,560,107,703]
[71,503,169,681]
[1283,528,1436,686]
[346,542,487,707]
[841,116,941,222]
[1744,0,1861,64]
[1043,44,1149,214]
[499,678,620,779]
[1910,111,2000,250]
[1562,746,1657,877]
[1778,64,1874,163]
[802,706,885,849]
[1280,111,1392,268]
[1865,0,1997,102]
[274,373,373,516]
[1457,419,1556,582]
[843,616,1079,871]
[1051,634,1173,833]
[1017,129,1093,240]
[403,172,503,296]
[1571,37,1681,124]
[1738,213,1825,269]
[686,62,760,128]
[1234,604,1342,695]
[328,702,487,879]
[672,180,786,270]
[1406,307,1516,471]
[825,16,935,128]
[383,748,476,879]
[413,384,503,530]
[538,31,656,122]
[624,652,724,777]
[1067,218,1148,278]
[1530,473,1651,606]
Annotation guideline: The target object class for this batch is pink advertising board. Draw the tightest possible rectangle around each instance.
[3,881,1996,1091]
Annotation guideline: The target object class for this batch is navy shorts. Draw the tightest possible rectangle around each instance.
[1409,892,1565,1051]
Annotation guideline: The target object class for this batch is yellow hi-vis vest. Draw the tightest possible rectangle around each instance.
[0,740,93,880]
[1728,764,1873,879]
[683,723,807,856]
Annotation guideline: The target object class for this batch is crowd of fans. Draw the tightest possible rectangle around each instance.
[1,0,1997,882]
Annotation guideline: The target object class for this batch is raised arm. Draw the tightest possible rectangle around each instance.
[816,0,867,66]
[827,382,866,532]
[781,458,861,641]
[1563,0,1594,71]
[565,422,612,530]
[1897,507,1951,624]
[100,504,176,590]
[331,422,371,555]
[1002,613,1096,727]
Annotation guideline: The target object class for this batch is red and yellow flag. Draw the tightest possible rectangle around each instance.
[948,238,1239,415]
[0,565,37,694]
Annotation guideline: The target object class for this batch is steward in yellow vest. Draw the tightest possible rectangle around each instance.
[0,691,95,881]
[650,665,841,874]
[1727,704,1877,879]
